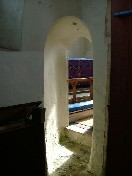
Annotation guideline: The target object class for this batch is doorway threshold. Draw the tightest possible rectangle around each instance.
[65,114,93,147]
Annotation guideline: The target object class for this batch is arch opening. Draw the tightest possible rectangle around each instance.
[44,16,94,174]
[67,37,93,125]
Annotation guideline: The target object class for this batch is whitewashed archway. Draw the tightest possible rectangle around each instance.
[44,15,93,172]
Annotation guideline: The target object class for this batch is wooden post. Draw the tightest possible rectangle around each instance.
[68,77,93,103]
[89,77,93,100]
[72,82,77,103]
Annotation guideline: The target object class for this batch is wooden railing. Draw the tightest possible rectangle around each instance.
[68,77,93,104]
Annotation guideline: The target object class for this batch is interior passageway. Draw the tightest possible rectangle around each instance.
[49,88,94,175]
[49,132,93,176]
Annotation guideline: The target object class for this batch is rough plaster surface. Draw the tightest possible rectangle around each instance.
[82,0,110,175]
[45,0,110,175]
[44,16,92,169]
[22,0,82,51]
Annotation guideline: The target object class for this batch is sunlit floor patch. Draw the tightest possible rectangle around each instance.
[66,124,91,133]
[66,117,93,134]
[49,138,93,176]
[48,144,73,174]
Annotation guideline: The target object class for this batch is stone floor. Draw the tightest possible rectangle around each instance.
[48,112,94,176]
[48,89,94,176]
[49,137,93,176]
[65,114,93,147]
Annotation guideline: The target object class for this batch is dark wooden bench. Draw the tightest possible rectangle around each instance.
[0,102,47,176]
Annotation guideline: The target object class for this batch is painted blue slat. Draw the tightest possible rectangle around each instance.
[68,100,93,112]
[113,10,132,17]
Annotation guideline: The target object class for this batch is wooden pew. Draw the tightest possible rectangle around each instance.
[68,77,93,103]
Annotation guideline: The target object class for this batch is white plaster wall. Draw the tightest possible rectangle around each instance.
[45,0,110,175]
[0,1,85,173]
[21,0,82,51]
[0,0,83,108]
[44,16,92,171]
[0,1,110,175]
[68,37,93,58]
[0,51,43,107]
[82,0,111,175]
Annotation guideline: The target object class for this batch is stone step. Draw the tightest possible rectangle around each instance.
[64,123,92,147]
[69,109,93,123]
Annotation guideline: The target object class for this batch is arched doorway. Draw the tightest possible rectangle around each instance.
[44,13,110,175]
[44,16,93,174]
